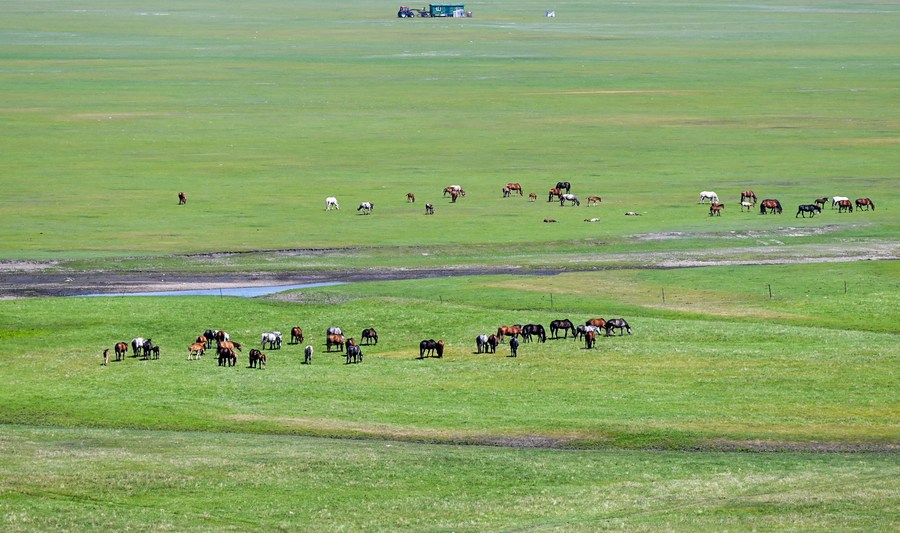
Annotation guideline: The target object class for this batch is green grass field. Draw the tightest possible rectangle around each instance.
[1,1,898,530]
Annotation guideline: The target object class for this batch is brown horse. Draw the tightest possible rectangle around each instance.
[178,192,186,205]
[406,192,415,203]
[584,330,596,349]
[543,218,557,223]
[709,202,724,216]
[188,342,205,360]
[814,197,828,208]
[740,190,756,205]
[361,328,378,345]
[586,318,606,329]
[102,349,109,366]
[528,192,537,202]
[217,347,237,367]
[505,183,523,196]
[450,190,460,203]
[248,349,266,368]
[759,199,782,214]
[548,188,562,202]
[587,196,602,206]
[497,325,523,342]
[855,198,874,211]
[290,326,304,344]
[326,333,345,352]
[114,341,128,361]
[837,199,853,213]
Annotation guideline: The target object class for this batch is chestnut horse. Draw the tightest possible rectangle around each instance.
[188,342,205,360]
[290,327,304,344]
[505,183,523,196]
[178,192,186,205]
[548,188,562,202]
[837,199,853,213]
[114,341,128,361]
[587,196,602,206]
[326,334,345,352]
[528,192,537,202]
[709,203,724,216]
[759,199,782,214]
[814,197,828,208]
[406,192,415,203]
[855,198,874,211]
[740,190,756,205]
[497,325,523,343]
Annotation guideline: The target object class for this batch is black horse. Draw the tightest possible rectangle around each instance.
[509,337,519,357]
[550,319,576,339]
[521,324,546,343]
[346,344,363,364]
[419,339,439,358]
[796,204,821,218]
[605,318,633,336]
[555,181,571,193]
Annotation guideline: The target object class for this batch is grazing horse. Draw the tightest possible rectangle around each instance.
[178,192,186,205]
[759,199,782,215]
[102,349,109,366]
[497,325,523,343]
[605,318,633,336]
[443,185,463,197]
[814,197,828,208]
[559,194,580,206]
[740,190,757,205]
[361,328,378,345]
[796,204,822,218]
[584,330,596,349]
[487,334,499,354]
[832,196,849,208]
[215,330,230,344]
[131,337,146,357]
[855,198,875,211]
[521,324,546,343]
[357,202,374,214]
[419,339,438,358]
[450,189,461,203]
[290,327,304,345]
[217,340,241,353]
[476,334,489,353]
[548,188,562,202]
[202,330,218,348]
[502,185,511,198]
[304,345,313,364]
[325,196,340,210]
[549,319,576,339]
[218,347,237,367]
[586,318,607,329]
[837,199,853,213]
[699,191,719,204]
[261,332,282,350]
[114,342,128,362]
[543,218,557,223]
[345,344,363,364]
[709,202,724,216]
[509,337,519,358]
[142,340,159,360]
[188,342,205,360]
[505,183,523,196]
[406,192,415,203]
[740,201,754,212]
[587,196,602,206]
[555,181,571,193]
[326,334,345,352]
[425,203,434,215]
[249,349,266,369]
[528,192,537,202]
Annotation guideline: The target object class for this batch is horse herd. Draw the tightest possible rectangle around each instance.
[700,190,875,218]
[469,317,634,357]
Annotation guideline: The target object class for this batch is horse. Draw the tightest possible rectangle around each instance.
[837,199,853,213]
[740,190,757,205]
[549,319,575,339]
[217,347,237,367]
[699,191,719,204]
[142,340,159,360]
[548,188,562,202]
[114,341,128,361]
[326,334,345,352]
[555,181,571,193]
[740,201,754,212]
[832,196,849,208]
[131,337,146,357]
[450,189,461,203]
[487,334,499,354]
[586,318,606,329]
[443,185,463,197]
[361,328,378,345]
[584,218,600,222]
[814,197,828,208]
[325,196,340,211]
[521,324,546,343]
[605,318,633,336]
[290,327,304,345]
[528,193,537,202]
[303,345,313,364]
[102,349,109,366]
[261,332,282,350]
[327,326,342,336]
[202,330,218,348]
[497,325,523,343]
[357,202,374,214]
[502,186,510,198]
[178,192,186,205]
[425,203,434,215]
[587,196,602,206]
[543,218,557,223]
[855,198,875,211]
[248,349,266,369]
[406,192,415,203]
[188,342,205,360]
[476,334,489,353]
[709,202,724,216]
[215,330,230,344]
[624,211,641,216]
[759,199,782,215]
[560,194,580,206]
[509,337,519,358]
[505,183,523,196]
[584,330,596,349]
[796,204,821,218]
[345,344,363,364]
[419,339,438,358]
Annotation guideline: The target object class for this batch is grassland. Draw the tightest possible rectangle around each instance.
[1,0,898,530]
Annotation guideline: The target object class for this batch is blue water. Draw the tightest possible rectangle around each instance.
[77,281,345,298]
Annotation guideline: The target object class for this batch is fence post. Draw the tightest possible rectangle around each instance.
[768,284,772,299]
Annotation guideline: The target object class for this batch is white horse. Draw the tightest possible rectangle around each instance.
[560,193,580,206]
[357,202,373,214]
[832,196,848,208]
[325,197,339,210]
[699,191,719,204]
[131,337,146,357]
[476,334,489,353]
[261,331,282,350]
[740,201,754,212]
